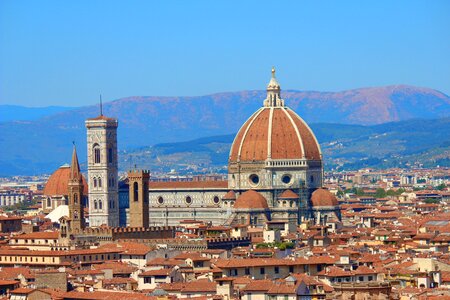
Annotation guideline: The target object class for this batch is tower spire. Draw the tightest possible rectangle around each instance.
[100,94,103,116]
[70,142,82,181]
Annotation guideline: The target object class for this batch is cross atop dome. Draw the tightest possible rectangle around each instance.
[264,67,285,107]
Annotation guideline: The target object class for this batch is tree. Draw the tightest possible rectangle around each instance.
[375,188,387,198]
[436,183,446,191]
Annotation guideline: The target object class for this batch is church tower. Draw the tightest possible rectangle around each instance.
[127,170,150,228]
[68,144,85,232]
[85,108,119,227]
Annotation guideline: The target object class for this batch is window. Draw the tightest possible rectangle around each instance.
[249,174,259,185]
[185,196,192,205]
[232,269,237,276]
[245,268,250,275]
[108,148,113,163]
[260,267,265,275]
[133,182,139,202]
[213,196,220,204]
[359,276,364,282]
[99,200,103,210]
[98,178,102,187]
[289,266,294,273]
[282,174,291,184]
[94,178,97,188]
[368,276,373,281]
[94,200,98,210]
[46,198,51,208]
[93,144,101,164]
[157,196,164,205]
[275,266,279,274]
[74,193,78,204]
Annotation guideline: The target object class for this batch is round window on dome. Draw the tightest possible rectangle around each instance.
[282,174,292,185]
[157,196,164,205]
[185,196,192,205]
[213,196,220,204]
[249,174,260,186]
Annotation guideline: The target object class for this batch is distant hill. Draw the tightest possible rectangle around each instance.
[0,85,449,175]
[0,105,73,122]
[123,118,450,173]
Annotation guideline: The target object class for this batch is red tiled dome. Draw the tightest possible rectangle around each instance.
[278,190,299,199]
[43,165,88,196]
[234,190,269,209]
[230,69,322,163]
[229,107,321,162]
[222,190,236,200]
[311,188,338,207]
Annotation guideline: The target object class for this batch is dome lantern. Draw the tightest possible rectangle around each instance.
[264,67,285,107]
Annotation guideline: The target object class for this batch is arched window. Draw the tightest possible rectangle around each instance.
[74,194,78,204]
[108,148,113,164]
[93,178,97,188]
[94,200,98,210]
[74,210,78,219]
[93,144,101,164]
[98,178,102,187]
[46,198,51,208]
[99,200,103,210]
[133,182,139,202]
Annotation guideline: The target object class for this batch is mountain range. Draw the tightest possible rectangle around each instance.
[0,85,449,175]
[123,117,450,173]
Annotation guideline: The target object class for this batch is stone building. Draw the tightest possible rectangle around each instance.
[142,69,340,230]
[85,112,119,227]
[42,164,88,213]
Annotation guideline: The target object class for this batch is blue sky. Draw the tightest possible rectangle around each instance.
[0,0,449,107]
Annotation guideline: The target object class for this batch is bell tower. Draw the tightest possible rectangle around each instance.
[68,144,85,231]
[128,170,150,228]
[85,103,119,227]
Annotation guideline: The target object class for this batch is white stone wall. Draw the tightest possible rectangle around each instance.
[0,193,26,206]
[148,189,229,226]
[86,120,119,227]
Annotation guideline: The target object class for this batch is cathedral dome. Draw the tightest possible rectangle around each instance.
[229,69,321,163]
[311,188,338,207]
[234,190,269,209]
[43,165,88,196]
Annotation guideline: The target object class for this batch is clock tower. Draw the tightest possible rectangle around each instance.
[85,110,119,227]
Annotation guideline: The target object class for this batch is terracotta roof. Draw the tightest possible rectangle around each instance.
[10,288,33,294]
[43,165,88,196]
[278,190,299,199]
[234,190,269,209]
[149,180,227,189]
[222,190,236,200]
[139,269,171,277]
[61,290,150,299]
[229,107,321,162]
[13,231,59,240]
[311,188,338,207]
[0,279,19,286]
[86,115,116,121]
[101,242,153,256]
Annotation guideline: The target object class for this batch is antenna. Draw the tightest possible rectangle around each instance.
[100,94,103,116]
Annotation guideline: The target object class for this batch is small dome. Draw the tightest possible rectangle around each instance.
[311,188,338,207]
[278,190,299,199]
[234,190,269,209]
[222,190,236,200]
[43,165,88,196]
